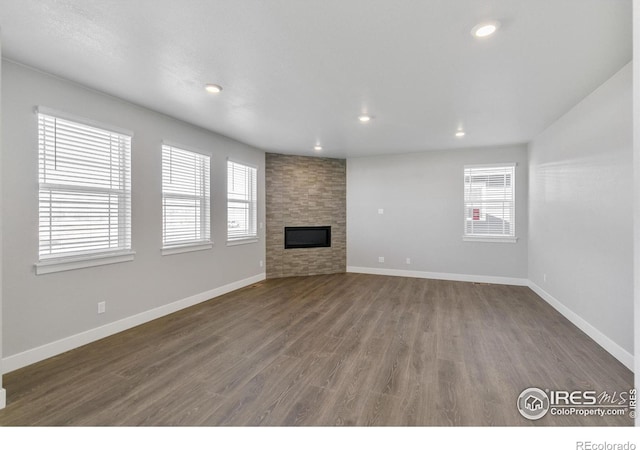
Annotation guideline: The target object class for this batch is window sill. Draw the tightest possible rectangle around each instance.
[463,236,518,244]
[226,238,259,247]
[162,242,213,256]
[35,250,136,275]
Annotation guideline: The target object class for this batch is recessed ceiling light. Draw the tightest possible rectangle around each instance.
[456,130,466,138]
[358,115,372,123]
[314,145,323,151]
[471,21,500,38]
[205,84,222,94]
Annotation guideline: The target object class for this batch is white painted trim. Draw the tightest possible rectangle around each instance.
[528,281,634,371]
[1,273,266,374]
[226,238,259,246]
[0,388,5,410]
[3,267,632,384]
[35,251,136,275]
[346,266,528,286]
[347,266,632,370]
[462,236,518,243]
[161,242,213,256]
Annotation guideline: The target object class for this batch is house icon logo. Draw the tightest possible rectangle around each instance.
[517,388,550,420]
[525,395,543,411]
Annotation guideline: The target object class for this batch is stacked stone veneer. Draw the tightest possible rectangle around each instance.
[266,153,346,278]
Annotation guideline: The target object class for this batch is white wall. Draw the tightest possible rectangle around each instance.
[347,144,528,283]
[528,62,633,364]
[1,61,266,369]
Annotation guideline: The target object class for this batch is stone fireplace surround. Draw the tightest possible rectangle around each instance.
[265,153,346,278]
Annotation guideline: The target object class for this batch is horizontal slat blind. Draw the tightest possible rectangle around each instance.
[162,145,210,247]
[38,112,131,259]
[464,164,515,237]
[227,160,257,240]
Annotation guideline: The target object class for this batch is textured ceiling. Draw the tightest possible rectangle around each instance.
[0,0,632,158]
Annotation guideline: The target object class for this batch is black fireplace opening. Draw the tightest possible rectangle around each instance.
[284,226,331,249]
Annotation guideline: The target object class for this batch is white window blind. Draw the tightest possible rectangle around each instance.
[227,160,257,241]
[162,144,211,248]
[464,164,516,239]
[38,110,132,260]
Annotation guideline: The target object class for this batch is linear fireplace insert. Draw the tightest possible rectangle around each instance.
[284,226,331,249]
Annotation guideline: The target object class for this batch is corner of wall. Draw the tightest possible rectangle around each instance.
[528,281,633,371]
[527,58,634,373]
[265,153,346,278]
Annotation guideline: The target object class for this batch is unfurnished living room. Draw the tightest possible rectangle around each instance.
[0,0,638,440]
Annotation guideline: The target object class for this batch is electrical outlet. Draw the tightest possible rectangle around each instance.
[378,256,385,263]
[97,301,106,314]
[543,274,547,283]
[259,260,264,268]
[406,258,411,265]
[378,208,384,215]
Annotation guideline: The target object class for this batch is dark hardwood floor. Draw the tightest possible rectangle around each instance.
[0,273,633,426]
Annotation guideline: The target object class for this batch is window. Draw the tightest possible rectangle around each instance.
[463,164,516,242]
[37,108,133,273]
[162,144,211,253]
[227,160,257,242]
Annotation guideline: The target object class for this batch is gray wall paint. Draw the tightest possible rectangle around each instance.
[1,61,265,358]
[528,62,633,354]
[347,145,528,278]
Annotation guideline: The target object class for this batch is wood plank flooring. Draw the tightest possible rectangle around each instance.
[0,273,633,426]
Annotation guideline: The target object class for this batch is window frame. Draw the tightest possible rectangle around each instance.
[35,107,134,275]
[463,163,518,243]
[161,142,212,255]
[226,159,258,244]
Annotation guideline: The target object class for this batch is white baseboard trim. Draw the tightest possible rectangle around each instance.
[346,266,529,286]
[0,388,5,410]
[1,270,632,379]
[347,266,632,370]
[528,281,634,371]
[1,273,266,374]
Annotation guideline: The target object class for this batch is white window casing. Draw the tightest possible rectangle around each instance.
[227,160,258,242]
[162,144,211,254]
[463,163,517,243]
[36,108,134,274]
